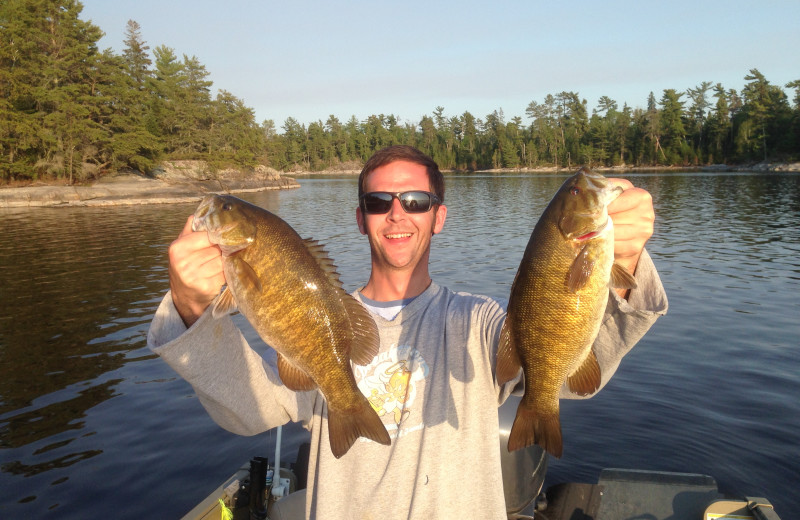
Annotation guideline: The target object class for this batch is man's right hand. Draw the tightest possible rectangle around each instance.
[168,215,226,327]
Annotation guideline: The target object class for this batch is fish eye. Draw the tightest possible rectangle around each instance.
[222,202,233,211]
[570,187,580,196]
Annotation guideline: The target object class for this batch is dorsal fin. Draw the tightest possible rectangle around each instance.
[343,295,380,365]
[302,237,342,286]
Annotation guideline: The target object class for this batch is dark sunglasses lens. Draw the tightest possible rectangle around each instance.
[362,193,394,214]
[399,191,433,213]
[362,191,437,214]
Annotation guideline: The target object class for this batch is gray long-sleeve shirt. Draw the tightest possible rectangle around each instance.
[148,249,667,519]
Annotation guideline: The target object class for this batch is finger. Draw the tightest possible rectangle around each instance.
[170,237,221,274]
[169,247,225,297]
[607,177,634,191]
[612,221,647,245]
[172,227,214,256]
[178,215,195,237]
[194,246,225,276]
[188,259,226,294]
[609,187,651,215]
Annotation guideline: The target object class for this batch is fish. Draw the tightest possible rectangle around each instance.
[191,194,391,458]
[495,167,637,458]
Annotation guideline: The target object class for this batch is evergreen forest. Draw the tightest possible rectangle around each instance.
[2,0,799,184]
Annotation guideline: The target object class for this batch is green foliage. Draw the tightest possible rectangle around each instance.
[0,2,262,182]
[1,4,798,183]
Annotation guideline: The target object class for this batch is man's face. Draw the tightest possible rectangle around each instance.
[356,160,447,274]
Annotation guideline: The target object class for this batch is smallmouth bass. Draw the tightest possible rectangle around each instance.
[192,194,390,458]
[496,168,636,458]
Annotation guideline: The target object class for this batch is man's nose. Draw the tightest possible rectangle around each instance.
[387,197,406,220]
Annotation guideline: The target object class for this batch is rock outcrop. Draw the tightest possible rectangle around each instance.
[0,162,299,208]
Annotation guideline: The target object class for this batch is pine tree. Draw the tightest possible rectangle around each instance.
[122,20,151,88]
[110,20,159,171]
[686,81,712,163]
[738,69,792,160]
[148,45,184,153]
[707,84,732,164]
[659,89,688,164]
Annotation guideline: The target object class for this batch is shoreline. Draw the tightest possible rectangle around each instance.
[2,161,797,208]
[291,161,800,176]
[0,172,300,208]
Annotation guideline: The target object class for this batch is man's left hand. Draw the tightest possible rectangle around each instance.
[607,178,655,297]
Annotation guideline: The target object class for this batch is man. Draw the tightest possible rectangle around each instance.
[148,145,667,519]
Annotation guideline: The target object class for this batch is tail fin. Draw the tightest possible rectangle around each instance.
[507,405,563,458]
[327,402,391,458]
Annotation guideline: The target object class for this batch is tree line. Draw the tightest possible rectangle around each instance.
[2,1,798,184]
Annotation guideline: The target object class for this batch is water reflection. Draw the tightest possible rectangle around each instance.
[0,204,194,495]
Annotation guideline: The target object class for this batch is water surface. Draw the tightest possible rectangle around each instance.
[0,171,798,518]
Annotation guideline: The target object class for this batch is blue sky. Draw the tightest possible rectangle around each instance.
[80,0,800,130]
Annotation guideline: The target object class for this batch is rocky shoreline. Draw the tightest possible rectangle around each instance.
[0,161,300,208]
[1,160,796,208]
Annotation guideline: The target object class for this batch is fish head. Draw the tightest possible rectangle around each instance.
[192,195,259,255]
[555,168,623,241]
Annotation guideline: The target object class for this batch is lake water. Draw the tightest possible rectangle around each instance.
[1,171,798,518]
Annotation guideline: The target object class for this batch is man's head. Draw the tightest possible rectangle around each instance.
[358,145,445,204]
[355,146,448,297]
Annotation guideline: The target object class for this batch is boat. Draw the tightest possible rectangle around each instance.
[183,396,782,520]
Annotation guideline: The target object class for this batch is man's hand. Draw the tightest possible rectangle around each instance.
[607,178,655,298]
[168,215,225,327]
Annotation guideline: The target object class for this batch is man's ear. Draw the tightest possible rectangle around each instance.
[356,206,367,235]
[432,204,447,235]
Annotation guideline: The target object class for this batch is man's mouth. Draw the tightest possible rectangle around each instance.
[385,232,413,239]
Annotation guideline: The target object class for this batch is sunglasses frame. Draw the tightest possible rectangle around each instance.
[359,190,442,215]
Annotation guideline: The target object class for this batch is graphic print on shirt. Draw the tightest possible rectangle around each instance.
[355,343,429,439]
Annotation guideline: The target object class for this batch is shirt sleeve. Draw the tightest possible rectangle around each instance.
[146,291,317,434]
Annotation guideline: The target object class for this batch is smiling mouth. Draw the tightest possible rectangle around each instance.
[385,233,413,239]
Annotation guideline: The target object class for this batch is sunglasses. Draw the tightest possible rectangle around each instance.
[360,191,442,215]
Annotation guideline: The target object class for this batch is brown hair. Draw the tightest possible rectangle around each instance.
[358,145,445,203]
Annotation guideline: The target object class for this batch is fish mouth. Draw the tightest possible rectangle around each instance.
[192,200,212,231]
[570,217,611,242]
[192,210,239,243]
[192,215,207,232]
[575,230,600,241]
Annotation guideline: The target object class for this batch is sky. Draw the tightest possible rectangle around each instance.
[79,0,800,130]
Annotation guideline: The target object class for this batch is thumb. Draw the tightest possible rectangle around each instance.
[607,177,634,191]
[179,215,195,238]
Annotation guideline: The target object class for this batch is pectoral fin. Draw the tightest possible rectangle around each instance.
[231,254,262,293]
[211,287,238,318]
[277,354,317,391]
[567,349,601,396]
[610,262,637,290]
[567,245,595,293]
